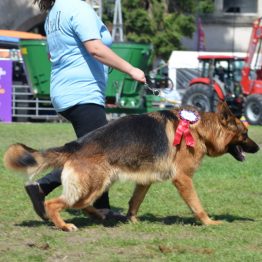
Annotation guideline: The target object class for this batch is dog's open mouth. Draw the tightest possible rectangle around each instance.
[228,144,246,161]
[236,145,245,161]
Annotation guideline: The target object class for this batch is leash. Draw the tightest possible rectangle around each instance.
[143,83,181,106]
[144,82,160,96]
[144,82,199,147]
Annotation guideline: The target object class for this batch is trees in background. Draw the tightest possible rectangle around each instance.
[103,0,214,59]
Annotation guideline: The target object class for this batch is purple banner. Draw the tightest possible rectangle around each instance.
[0,60,12,122]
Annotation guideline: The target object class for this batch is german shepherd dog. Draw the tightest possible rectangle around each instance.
[3,101,259,231]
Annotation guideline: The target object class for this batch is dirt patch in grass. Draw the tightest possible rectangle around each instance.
[159,244,215,255]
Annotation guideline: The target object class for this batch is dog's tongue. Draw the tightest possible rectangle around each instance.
[236,145,245,161]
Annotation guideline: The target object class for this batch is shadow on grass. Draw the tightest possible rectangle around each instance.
[140,214,198,225]
[15,206,127,229]
[212,214,255,223]
[16,217,126,229]
[15,210,255,229]
[139,213,255,225]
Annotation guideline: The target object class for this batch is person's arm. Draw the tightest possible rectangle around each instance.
[83,39,146,83]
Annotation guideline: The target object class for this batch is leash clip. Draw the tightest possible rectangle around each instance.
[144,83,160,96]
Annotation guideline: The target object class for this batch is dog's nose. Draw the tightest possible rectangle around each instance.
[251,143,260,153]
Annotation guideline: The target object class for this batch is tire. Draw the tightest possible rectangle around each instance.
[182,83,219,112]
[167,77,174,90]
[243,94,262,125]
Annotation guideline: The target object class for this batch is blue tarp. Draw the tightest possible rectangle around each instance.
[0,36,19,43]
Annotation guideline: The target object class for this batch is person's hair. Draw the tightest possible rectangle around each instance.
[33,0,55,12]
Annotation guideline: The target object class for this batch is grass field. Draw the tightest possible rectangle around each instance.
[0,123,261,262]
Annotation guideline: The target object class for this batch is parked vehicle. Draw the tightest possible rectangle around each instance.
[182,17,262,125]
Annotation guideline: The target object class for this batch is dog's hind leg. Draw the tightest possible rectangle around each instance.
[127,184,151,223]
[82,206,107,220]
[45,187,109,231]
[74,191,109,220]
[44,164,83,231]
[172,175,222,225]
[44,197,78,232]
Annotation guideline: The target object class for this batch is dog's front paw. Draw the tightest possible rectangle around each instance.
[128,215,139,223]
[62,223,78,232]
[203,219,222,226]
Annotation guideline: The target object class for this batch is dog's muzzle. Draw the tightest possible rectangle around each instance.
[228,139,260,161]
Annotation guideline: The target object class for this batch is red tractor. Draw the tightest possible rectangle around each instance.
[182,17,262,125]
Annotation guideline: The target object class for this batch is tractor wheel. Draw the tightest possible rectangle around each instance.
[243,94,262,125]
[182,84,219,112]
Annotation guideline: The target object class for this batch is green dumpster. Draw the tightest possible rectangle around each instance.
[20,39,51,97]
[106,42,153,113]
[20,40,155,113]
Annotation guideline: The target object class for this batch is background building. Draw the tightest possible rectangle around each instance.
[183,0,262,52]
[0,0,44,33]
[0,0,261,52]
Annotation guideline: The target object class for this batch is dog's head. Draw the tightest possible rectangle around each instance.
[217,101,260,161]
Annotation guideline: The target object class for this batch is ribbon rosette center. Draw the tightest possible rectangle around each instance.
[173,109,200,147]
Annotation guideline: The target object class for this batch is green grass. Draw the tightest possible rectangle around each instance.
[0,123,261,262]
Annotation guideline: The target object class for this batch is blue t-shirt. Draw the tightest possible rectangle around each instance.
[45,0,112,112]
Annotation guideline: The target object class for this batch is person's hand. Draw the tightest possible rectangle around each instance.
[128,67,146,83]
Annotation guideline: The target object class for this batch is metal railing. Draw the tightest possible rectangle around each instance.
[12,83,61,122]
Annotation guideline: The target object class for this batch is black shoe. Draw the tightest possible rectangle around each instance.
[25,183,48,221]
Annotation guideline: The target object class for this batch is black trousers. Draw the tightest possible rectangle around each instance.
[37,103,110,209]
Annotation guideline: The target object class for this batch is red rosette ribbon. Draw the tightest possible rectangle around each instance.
[173,109,200,147]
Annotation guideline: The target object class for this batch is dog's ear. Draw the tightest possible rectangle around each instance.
[216,100,229,112]
[217,100,235,126]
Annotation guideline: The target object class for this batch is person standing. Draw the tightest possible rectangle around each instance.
[26,0,146,220]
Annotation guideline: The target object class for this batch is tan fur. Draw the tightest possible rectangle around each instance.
[3,144,30,171]
[3,102,259,231]
[3,143,69,180]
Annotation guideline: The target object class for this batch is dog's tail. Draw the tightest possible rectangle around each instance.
[3,143,69,179]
